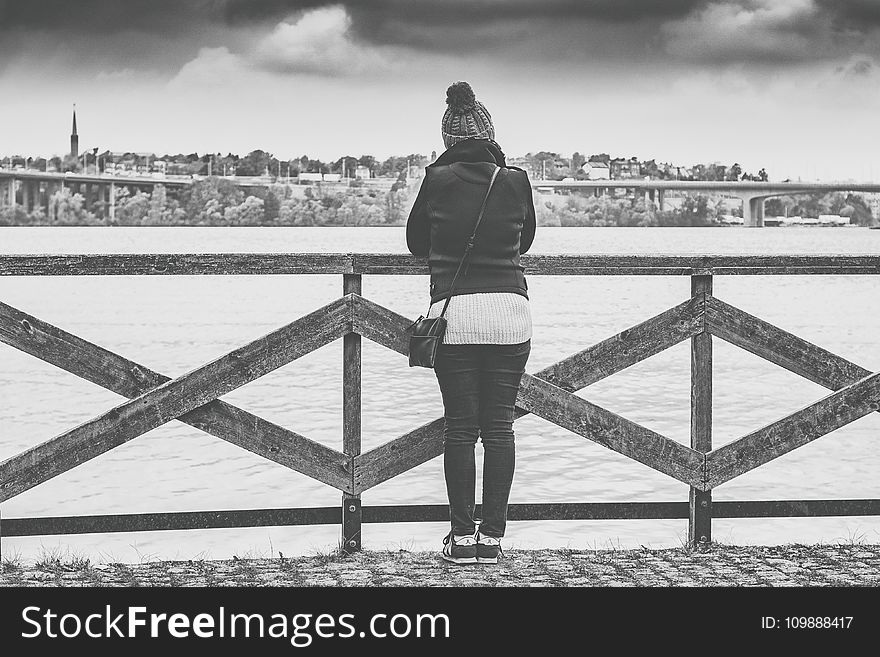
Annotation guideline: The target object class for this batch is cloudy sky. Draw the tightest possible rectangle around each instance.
[2,0,880,180]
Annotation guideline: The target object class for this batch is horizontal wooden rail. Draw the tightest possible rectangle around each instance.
[1,253,879,276]
[5,499,879,537]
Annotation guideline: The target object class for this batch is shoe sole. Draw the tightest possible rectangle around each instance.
[476,556,498,564]
[442,554,477,564]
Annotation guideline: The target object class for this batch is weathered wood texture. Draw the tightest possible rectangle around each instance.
[342,276,363,551]
[689,276,713,544]
[537,296,703,392]
[363,502,693,523]
[517,374,704,487]
[0,297,352,501]
[353,294,410,355]
[1,507,342,536]
[0,253,356,276]
[706,296,872,392]
[0,300,352,494]
[706,372,880,488]
[354,419,445,493]
[2,253,878,276]
[342,496,362,553]
[5,498,879,536]
[711,499,880,518]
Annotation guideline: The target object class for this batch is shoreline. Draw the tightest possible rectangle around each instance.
[3,543,878,587]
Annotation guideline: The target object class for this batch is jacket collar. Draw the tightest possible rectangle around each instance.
[431,138,507,168]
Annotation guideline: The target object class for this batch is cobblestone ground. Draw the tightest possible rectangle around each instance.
[3,543,879,587]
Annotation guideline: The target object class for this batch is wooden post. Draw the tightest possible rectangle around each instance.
[689,275,712,546]
[342,273,362,552]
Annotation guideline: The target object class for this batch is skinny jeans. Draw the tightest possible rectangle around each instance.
[433,340,530,537]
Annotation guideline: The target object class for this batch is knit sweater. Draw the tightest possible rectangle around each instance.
[427,292,532,344]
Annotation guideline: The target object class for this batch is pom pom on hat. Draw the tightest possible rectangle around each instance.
[441,81,495,149]
[446,81,477,113]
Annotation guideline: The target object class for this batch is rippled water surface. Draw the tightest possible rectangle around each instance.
[1,226,879,561]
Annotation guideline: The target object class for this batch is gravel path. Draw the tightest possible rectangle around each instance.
[3,543,879,587]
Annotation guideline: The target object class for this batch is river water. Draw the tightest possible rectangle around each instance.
[1,226,878,562]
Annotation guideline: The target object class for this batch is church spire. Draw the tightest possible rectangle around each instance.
[70,104,79,158]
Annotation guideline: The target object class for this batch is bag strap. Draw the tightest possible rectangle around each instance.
[438,165,501,318]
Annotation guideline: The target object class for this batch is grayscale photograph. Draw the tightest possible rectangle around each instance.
[0,2,878,645]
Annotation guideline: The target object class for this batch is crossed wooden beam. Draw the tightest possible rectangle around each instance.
[1,291,878,506]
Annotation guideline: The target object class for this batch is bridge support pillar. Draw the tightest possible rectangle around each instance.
[109,182,116,223]
[742,196,765,227]
[5,178,14,208]
[21,181,31,214]
[657,189,665,211]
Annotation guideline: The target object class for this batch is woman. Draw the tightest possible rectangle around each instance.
[406,81,536,564]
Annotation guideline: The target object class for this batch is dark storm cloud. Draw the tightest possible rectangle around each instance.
[219,0,711,57]
[0,0,222,34]
[223,0,708,27]
[818,0,880,28]
[0,0,706,36]
[3,0,879,74]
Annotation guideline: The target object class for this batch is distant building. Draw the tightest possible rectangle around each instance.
[508,156,537,178]
[610,157,640,179]
[102,151,156,175]
[581,161,610,180]
[355,165,372,179]
[70,106,79,158]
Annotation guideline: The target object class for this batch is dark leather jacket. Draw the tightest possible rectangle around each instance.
[406,139,536,304]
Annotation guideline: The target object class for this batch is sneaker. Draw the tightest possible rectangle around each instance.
[476,533,502,564]
[441,532,477,564]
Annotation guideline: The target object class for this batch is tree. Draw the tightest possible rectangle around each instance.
[61,154,81,173]
[49,188,94,224]
[571,152,586,174]
[263,191,280,221]
[148,184,167,224]
[182,177,244,221]
[764,198,785,217]
[844,194,874,226]
[224,196,265,226]
[725,163,742,181]
[236,150,275,177]
[333,156,359,177]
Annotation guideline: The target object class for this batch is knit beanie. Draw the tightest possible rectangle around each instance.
[441,81,495,149]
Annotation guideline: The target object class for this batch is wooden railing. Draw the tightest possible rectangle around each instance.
[0,253,878,552]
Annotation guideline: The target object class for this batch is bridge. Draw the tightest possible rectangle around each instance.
[0,170,193,223]
[3,168,880,226]
[535,179,880,227]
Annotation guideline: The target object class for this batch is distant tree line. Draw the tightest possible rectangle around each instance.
[0,177,417,227]
[764,192,874,226]
[0,179,873,228]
